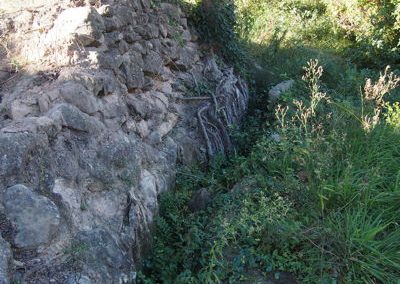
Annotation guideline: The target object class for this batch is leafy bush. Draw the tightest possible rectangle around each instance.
[326,0,400,67]
[385,102,400,128]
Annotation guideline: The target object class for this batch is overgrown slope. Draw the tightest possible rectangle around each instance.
[139,0,400,283]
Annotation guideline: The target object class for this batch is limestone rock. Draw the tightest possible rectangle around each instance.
[120,53,145,90]
[139,170,158,215]
[126,91,168,120]
[48,103,103,133]
[173,46,199,71]
[10,99,37,120]
[268,80,294,102]
[72,228,132,283]
[0,132,48,187]
[60,82,99,115]
[45,7,105,48]
[1,117,61,138]
[0,236,12,284]
[1,184,61,249]
[204,57,223,81]
[143,50,164,75]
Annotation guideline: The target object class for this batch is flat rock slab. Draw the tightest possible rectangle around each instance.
[1,184,61,249]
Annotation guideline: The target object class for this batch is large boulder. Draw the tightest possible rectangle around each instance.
[0,132,49,188]
[1,184,61,249]
[70,228,133,283]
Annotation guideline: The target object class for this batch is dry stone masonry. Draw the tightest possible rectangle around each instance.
[0,0,249,283]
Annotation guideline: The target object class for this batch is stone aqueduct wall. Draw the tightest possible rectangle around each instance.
[0,1,248,283]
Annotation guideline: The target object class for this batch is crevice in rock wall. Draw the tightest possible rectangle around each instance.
[0,0,249,283]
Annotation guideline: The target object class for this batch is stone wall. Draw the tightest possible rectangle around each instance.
[0,1,248,283]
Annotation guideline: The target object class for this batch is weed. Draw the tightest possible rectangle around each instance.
[361,66,400,131]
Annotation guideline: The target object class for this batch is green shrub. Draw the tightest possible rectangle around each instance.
[385,102,400,128]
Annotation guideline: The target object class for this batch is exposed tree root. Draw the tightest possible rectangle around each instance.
[195,71,248,160]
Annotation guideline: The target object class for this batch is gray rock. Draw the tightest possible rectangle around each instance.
[203,56,223,81]
[67,275,91,284]
[146,131,162,145]
[124,31,142,44]
[10,99,37,120]
[0,236,12,284]
[150,39,162,53]
[60,69,126,97]
[111,6,136,26]
[230,176,258,194]
[1,117,61,138]
[120,53,145,90]
[60,82,99,115]
[268,80,294,102]
[131,42,146,55]
[96,50,124,71]
[118,40,130,54]
[1,184,61,249]
[100,94,128,120]
[95,138,138,170]
[143,50,164,75]
[173,47,199,71]
[48,104,103,133]
[161,39,180,61]
[0,132,48,186]
[72,228,131,283]
[146,24,160,39]
[188,188,211,212]
[104,16,122,32]
[139,170,158,214]
[126,92,167,120]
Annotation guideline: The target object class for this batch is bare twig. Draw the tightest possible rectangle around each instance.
[179,96,212,101]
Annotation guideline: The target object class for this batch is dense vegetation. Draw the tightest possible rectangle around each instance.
[140,0,400,283]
